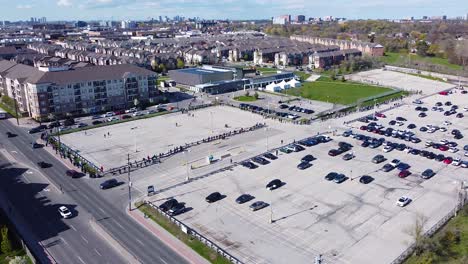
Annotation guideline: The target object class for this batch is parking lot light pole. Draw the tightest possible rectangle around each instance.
[127,153,132,211]
[185,150,190,181]
[269,190,273,224]
[265,127,269,152]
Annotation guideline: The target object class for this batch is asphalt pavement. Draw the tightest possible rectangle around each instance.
[0,119,189,264]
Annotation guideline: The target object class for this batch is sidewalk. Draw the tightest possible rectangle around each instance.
[128,208,210,264]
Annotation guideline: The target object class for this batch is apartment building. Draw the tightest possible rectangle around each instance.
[0,60,158,120]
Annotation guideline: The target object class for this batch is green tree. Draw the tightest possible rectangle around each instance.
[416,41,429,57]
[1,226,12,254]
[341,75,346,82]
[253,92,259,99]
[176,58,185,69]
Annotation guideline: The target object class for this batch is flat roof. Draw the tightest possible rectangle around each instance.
[171,67,230,75]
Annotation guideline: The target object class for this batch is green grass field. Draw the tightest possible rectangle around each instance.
[381,52,463,71]
[404,206,468,264]
[233,95,257,102]
[283,79,394,105]
[294,71,311,81]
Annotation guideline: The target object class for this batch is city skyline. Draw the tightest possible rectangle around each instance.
[1,0,467,21]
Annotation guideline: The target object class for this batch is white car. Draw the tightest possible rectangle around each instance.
[107,117,119,122]
[396,196,411,207]
[463,107,468,112]
[461,162,468,168]
[443,121,452,126]
[125,107,137,113]
[425,141,433,147]
[396,121,404,126]
[390,159,401,167]
[449,147,459,153]
[465,151,468,157]
[439,127,447,132]
[103,112,114,117]
[58,206,72,218]
[452,158,462,166]
[439,139,449,145]
[132,111,144,117]
[383,145,394,153]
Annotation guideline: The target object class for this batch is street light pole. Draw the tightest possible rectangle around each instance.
[127,153,132,211]
[185,150,190,181]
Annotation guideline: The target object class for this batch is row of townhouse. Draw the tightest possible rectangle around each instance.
[290,35,385,57]
[0,60,158,120]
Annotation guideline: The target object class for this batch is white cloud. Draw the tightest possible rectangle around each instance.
[57,0,72,7]
[16,4,34,9]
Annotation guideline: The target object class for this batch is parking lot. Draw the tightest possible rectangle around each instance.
[349,69,455,95]
[60,75,466,264]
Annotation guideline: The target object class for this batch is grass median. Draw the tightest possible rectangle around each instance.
[135,202,232,264]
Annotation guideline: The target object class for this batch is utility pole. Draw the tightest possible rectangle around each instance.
[13,92,19,125]
[127,153,132,211]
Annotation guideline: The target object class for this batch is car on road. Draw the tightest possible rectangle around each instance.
[235,194,254,204]
[421,169,436,179]
[333,174,347,183]
[398,170,411,178]
[66,170,80,178]
[37,161,52,168]
[297,161,312,170]
[6,132,17,138]
[58,206,72,219]
[168,203,185,216]
[32,142,41,149]
[159,199,178,212]
[99,179,118,189]
[205,192,222,203]
[249,201,268,211]
[396,196,411,207]
[241,161,257,169]
[372,154,386,164]
[359,175,374,184]
[301,155,315,163]
[266,179,282,190]
[263,153,277,160]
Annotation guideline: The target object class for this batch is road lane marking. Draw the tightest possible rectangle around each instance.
[98,207,106,214]
[135,238,144,246]
[159,257,169,264]
[81,235,88,244]
[61,238,70,246]
[94,249,102,256]
[114,221,124,229]
[77,256,86,264]
[70,224,77,231]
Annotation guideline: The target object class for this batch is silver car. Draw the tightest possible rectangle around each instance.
[249,201,269,211]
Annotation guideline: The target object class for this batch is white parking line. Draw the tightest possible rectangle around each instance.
[69,224,77,231]
[94,249,102,256]
[77,256,86,264]
[81,235,88,244]
[135,238,144,246]
[159,257,169,264]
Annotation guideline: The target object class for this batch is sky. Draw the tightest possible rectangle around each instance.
[0,0,466,21]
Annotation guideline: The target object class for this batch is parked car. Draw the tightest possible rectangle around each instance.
[266,179,282,190]
[66,170,80,178]
[382,164,395,172]
[297,161,312,170]
[325,172,338,181]
[235,194,254,204]
[252,156,269,165]
[205,192,222,203]
[249,201,268,211]
[342,153,355,160]
[159,199,178,212]
[398,170,411,178]
[301,155,315,163]
[263,153,277,160]
[37,161,52,168]
[421,169,435,179]
[333,174,348,183]
[99,179,118,189]
[168,203,185,216]
[58,206,72,219]
[241,161,257,169]
[396,196,411,207]
[372,155,386,164]
[359,175,374,184]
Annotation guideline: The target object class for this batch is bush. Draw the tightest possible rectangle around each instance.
[253,92,259,99]
[9,256,28,264]
[245,91,250,97]
[1,226,12,254]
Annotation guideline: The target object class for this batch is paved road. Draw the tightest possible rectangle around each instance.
[0,119,189,264]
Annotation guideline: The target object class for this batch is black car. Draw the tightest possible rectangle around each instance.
[99,179,118,189]
[205,192,222,203]
[338,142,353,149]
[359,175,374,184]
[301,155,315,163]
[263,153,277,160]
[241,161,257,169]
[28,125,47,134]
[454,134,463,139]
[48,121,61,129]
[297,162,312,170]
[361,141,370,148]
[389,120,397,125]
[92,120,103,125]
[325,172,338,181]
[63,118,75,126]
[419,126,428,132]
[266,179,282,190]
[235,194,254,204]
[6,132,17,138]
[32,142,41,149]
[421,169,435,179]
[382,164,395,172]
[396,144,407,151]
[410,149,420,155]
[37,161,52,168]
[418,112,427,118]
[279,104,289,109]
[396,117,407,121]
[333,174,348,183]
[252,156,269,165]
[66,170,80,178]
[168,203,185,216]
[407,124,416,129]
[159,198,178,212]
[435,154,445,162]
[372,154,386,164]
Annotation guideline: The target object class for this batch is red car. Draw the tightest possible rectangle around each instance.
[375,113,386,118]
[443,157,453,164]
[398,170,411,178]
[114,110,125,115]
[439,91,448,95]
[439,145,449,151]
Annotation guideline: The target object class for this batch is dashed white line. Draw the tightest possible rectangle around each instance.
[61,238,70,246]
[114,221,124,230]
[135,238,144,246]
[98,207,106,214]
[77,255,86,264]
[69,224,77,231]
[159,257,169,264]
[94,248,102,256]
[81,235,88,244]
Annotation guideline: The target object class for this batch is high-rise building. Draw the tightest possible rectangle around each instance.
[296,15,306,23]
[159,16,162,22]
[272,15,291,25]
